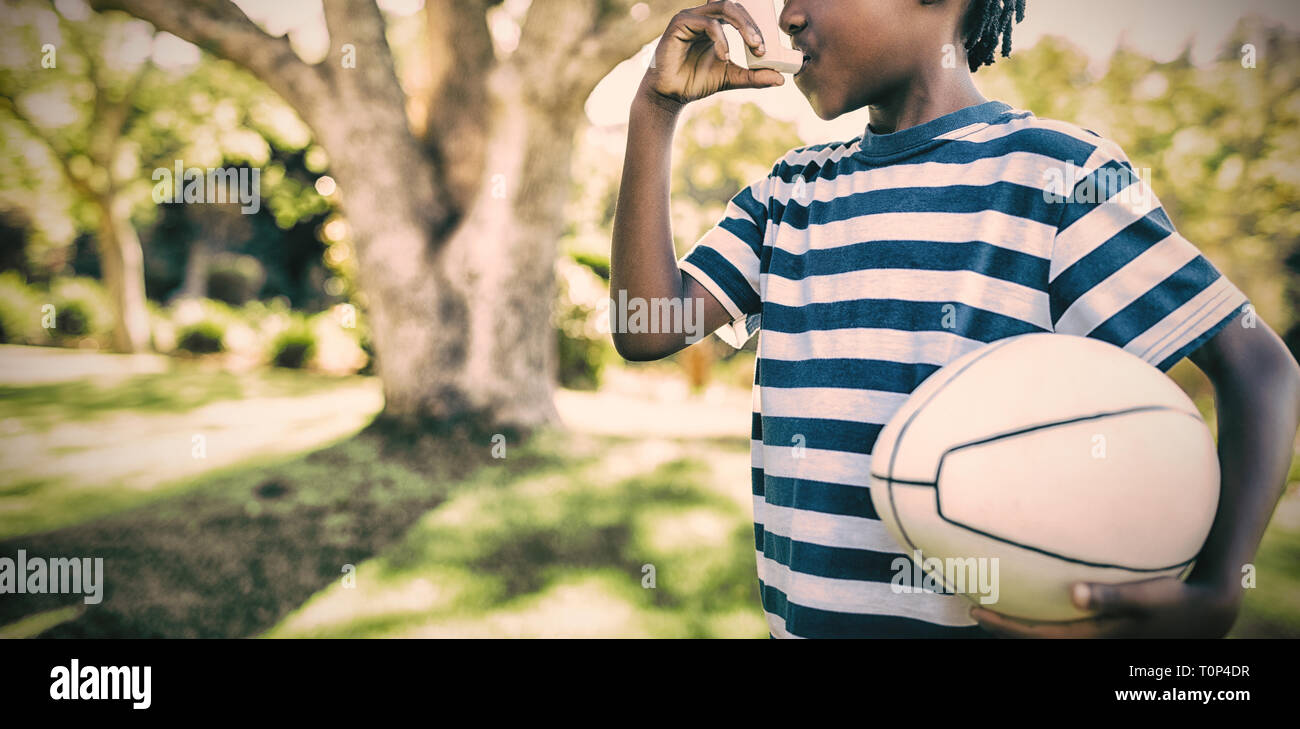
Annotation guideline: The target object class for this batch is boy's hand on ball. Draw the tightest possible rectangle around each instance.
[969,577,1240,638]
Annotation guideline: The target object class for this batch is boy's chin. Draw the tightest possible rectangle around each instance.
[798,91,832,120]
[805,97,850,121]
[797,84,854,120]
[813,106,844,121]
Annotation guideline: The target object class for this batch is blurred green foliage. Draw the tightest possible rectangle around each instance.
[0,272,114,346]
[269,319,316,369]
[47,276,109,342]
[554,300,607,391]
[0,270,43,343]
[175,319,224,355]
[976,23,1300,354]
[669,101,802,255]
[0,1,339,313]
[203,252,266,307]
[559,100,802,385]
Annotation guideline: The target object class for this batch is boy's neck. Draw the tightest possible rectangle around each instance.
[865,68,988,136]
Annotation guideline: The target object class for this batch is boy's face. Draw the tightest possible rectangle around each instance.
[781,0,964,120]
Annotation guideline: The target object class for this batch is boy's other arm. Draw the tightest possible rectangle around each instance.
[610,2,782,362]
[1178,317,1300,612]
[973,315,1300,637]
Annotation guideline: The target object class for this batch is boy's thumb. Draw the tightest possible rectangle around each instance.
[1074,579,1175,615]
[724,65,785,90]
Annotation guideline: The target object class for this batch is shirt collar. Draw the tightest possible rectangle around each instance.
[857,100,1013,161]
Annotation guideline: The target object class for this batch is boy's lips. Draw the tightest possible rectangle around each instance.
[791,39,813,77]
[795,53,813,77]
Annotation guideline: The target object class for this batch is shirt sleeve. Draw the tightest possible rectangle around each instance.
[678,174,769,349]
[1047,140,1249,371]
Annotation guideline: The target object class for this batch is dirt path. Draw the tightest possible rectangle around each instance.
[0,381,385,494]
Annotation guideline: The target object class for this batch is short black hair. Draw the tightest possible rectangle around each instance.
[962,0,1027,72]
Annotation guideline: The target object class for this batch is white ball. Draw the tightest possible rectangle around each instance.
[869,333,1219,622]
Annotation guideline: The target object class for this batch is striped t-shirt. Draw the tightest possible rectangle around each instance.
[677,100,1249,638]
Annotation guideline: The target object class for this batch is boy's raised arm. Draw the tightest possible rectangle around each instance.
[610,2,783,361]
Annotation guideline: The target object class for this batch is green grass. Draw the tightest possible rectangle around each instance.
[0,421,764,638]
[0,362,380,538]
[1231,500,1300,638]
[266,438,763,638]
[0,367,362,432]
[0,425,510,636]
[0,606,83,639]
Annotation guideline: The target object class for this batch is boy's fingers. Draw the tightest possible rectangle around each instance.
[722,64,784,90]
[666,13,731,63]
[698,18,730,61]
[700,0,766,54]
[1073,578,1180,616]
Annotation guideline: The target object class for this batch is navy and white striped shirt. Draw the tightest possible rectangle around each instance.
[678,100,1248,638]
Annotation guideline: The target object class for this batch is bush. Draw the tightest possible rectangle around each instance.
[554,258,612,390]
[168,297,260,356]
[557,317,606,390]
[270,323,316,369]
[53,299,93,337]
[0,272,43,344]
[176,320,226,354]
[206,254,266,306]
[49,277,111,346]
[571,251,611,281]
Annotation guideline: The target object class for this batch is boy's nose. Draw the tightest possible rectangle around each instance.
[778,0,807,36]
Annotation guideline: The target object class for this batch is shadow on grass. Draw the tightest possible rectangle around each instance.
[268,440,764,638]
[395,458,753,602]
[0,417,562,638]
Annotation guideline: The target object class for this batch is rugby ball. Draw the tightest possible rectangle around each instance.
[868,333,1219,622]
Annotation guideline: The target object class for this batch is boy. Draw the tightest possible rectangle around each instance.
[609,0,1300,638]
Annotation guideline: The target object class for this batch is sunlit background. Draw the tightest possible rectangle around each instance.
[1,0,1299,638]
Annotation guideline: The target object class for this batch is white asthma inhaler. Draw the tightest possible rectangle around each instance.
[733,0,803,75]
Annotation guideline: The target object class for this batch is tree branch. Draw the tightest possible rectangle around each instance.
[422,0,496,218]
[580,0,682,75]
[0,96,98,199]
[58,16,154,185]
[85,0,331,115]
[320,0,402,96]
[515,0,680,112]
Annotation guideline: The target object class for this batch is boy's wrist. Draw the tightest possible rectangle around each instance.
[634,78,687,120]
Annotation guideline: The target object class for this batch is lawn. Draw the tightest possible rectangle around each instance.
[0,347,766,638]
[0,355,382,538]
[0,345,1297,638]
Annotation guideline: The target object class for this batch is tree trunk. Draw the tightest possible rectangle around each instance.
[178,238,211,300]
[94,195,150,353]
[85,0,679,430]
[306,67,580,430]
